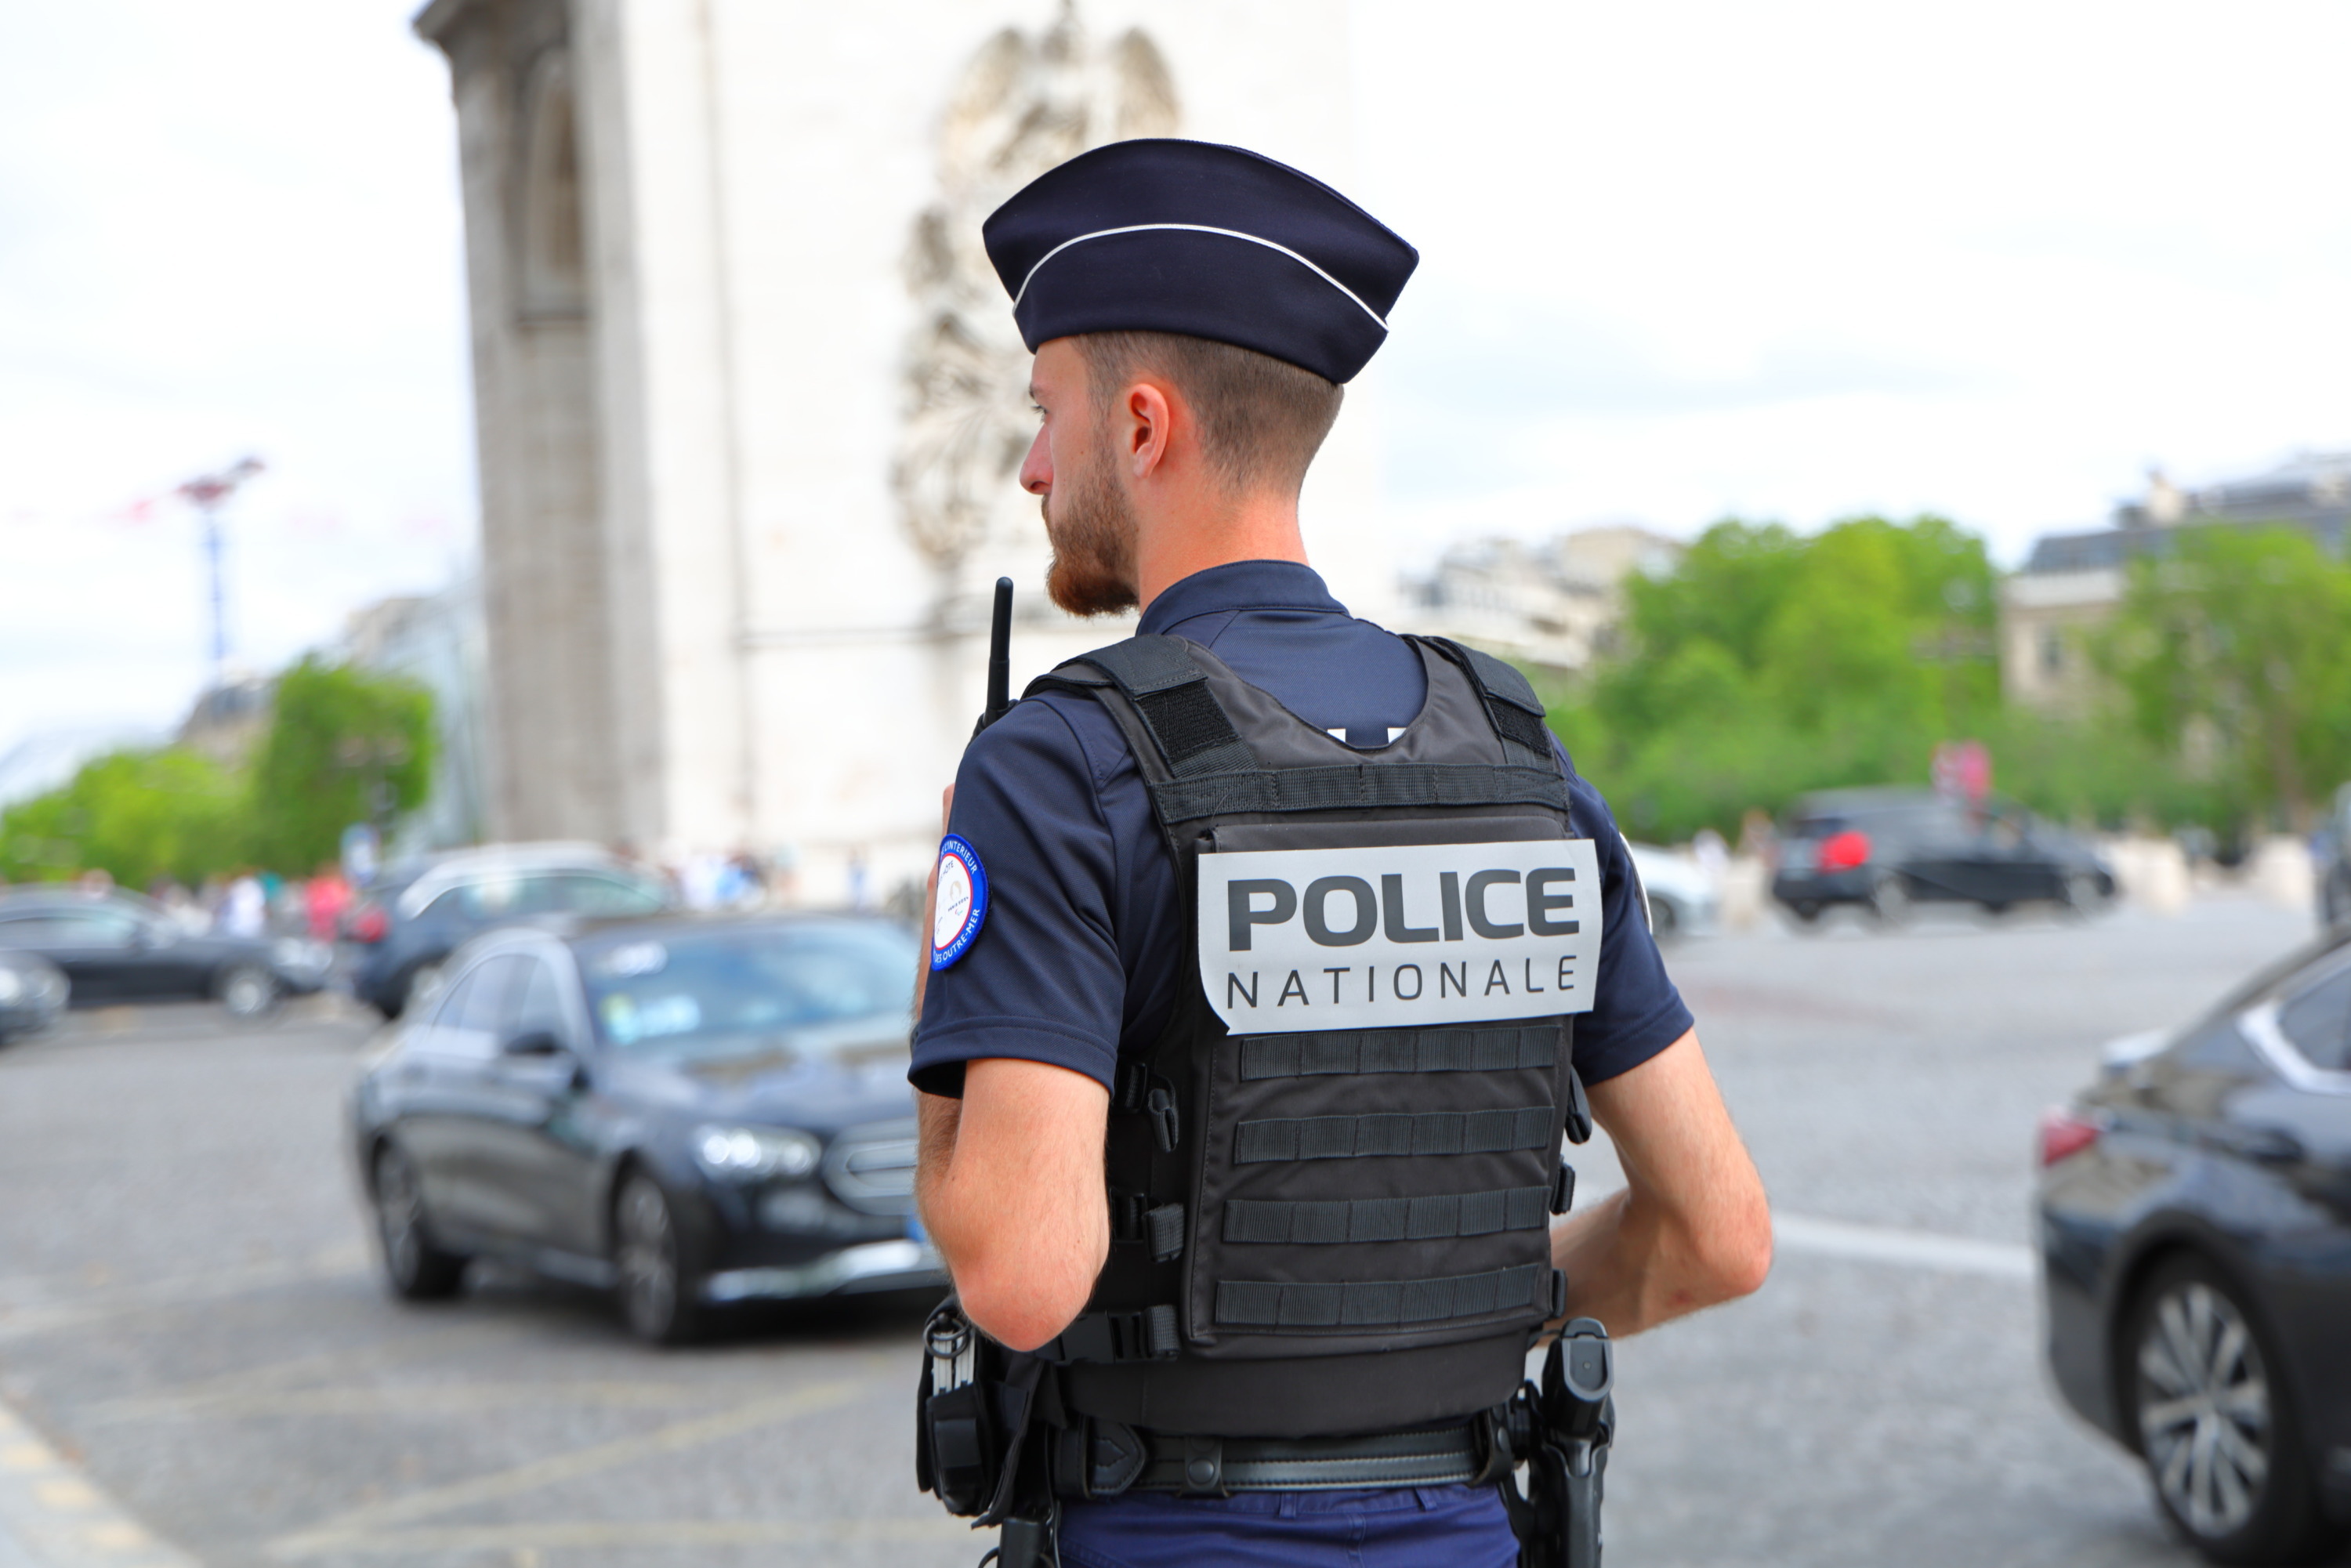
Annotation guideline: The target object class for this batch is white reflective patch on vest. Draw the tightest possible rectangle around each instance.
[1197,838,1603,1034]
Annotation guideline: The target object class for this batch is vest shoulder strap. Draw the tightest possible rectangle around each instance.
[1027,636,1259,779]
[1415,636,1574,777]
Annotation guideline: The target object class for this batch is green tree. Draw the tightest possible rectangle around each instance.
[247,658,436,872]
[1552,513,2001,839]
[0,748,248,886]
[2099,526,2351,830]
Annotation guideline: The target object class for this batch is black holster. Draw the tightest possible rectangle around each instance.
[915,1298,1060,1567]
[1491,1319,1614,1568]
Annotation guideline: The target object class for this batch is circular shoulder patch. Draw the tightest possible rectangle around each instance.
[930,835,989,972]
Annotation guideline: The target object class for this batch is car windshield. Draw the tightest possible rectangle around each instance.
[576,921,916,1056]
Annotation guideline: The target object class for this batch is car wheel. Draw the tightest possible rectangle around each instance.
[402,963,446,1016]
[2125,1254,2339,1565]
[2063,871,2103,918]
[218,964,279,1020]
[371,1143,466,1301]
[614,1172,707,1346]
[1868,874,1911,928]
[1784,900,1825,932]
[1648,895,1681,939]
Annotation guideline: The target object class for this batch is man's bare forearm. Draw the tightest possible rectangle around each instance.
[915,1061,1110,1352]
[1545,1030,1772,1338]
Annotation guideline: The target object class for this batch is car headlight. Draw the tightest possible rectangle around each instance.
[0,969,20,1004]
[692,1124,821,1181]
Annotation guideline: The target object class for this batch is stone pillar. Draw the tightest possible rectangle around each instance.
[418,0,626,846]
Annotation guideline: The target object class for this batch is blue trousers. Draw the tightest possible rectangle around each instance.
[1056,1483,1520,1568]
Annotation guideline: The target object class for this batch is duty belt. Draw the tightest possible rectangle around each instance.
[1052,1420,1486,1500]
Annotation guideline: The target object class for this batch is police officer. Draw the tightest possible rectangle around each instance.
[912,139,1772,1568]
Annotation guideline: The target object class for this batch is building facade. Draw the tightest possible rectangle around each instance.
[2002,453,2351,715]
[413,0,1376,904]
[1400,526,1683,674]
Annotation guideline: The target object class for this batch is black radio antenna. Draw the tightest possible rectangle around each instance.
[975,577,1014,735]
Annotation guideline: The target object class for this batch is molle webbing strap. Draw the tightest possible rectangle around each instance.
[1223,1186,1551,1245]
[1215,1262,1549,1328]
[1064,636,1258,778]
[1149,763,1571,825]
[1238,1026,1557,1081]
[1233,1106,1554,1164]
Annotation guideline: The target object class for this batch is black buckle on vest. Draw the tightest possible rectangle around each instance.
[1110,1063,1180,1152]
[1108,1195,1186,1262]
[1113,1058,1151,1113]
[1563,1065,1592,1146]
[1551,1161,1577,1215]
[1146,1086,1181,1152]
[1041,1305,1179,1364]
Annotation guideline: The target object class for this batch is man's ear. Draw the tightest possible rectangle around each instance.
[1125,380,1174,480]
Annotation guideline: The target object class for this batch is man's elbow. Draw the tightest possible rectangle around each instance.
[949,1247,1099,1354]
[1696,1191,1773,1304]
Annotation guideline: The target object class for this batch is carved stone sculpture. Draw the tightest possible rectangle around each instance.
[894,2,1179,578]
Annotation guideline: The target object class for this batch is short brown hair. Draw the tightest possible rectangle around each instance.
[1073,331,1344,496]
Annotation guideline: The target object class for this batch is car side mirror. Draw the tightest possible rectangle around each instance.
[500,1029,567,1057]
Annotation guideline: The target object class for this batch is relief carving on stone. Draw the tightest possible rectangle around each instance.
[893,2,1178,580]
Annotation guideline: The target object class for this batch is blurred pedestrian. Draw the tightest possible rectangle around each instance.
[219,873,266,939]
[305,863,353,942]
[1691,824,1729,893]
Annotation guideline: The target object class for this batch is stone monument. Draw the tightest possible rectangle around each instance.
[415,0,1378,902]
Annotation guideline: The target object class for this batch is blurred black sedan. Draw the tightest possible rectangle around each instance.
[344,842,673,1018]
[0,951,67,1043]
[0,889,329,1017]
[1772,787,2114,925]
[2037,929,2351,1564]
[350,911,943,1344]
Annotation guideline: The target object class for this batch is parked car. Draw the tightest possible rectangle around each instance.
[0,951,68,1044]
[350,911,942,1344]
[1625,842,1717,938]
[2317,783,2350,930]
[1771,787,2114,926]
[0,889,329,1017]
[344,843,675,1018]
[2037,929,2351,1564]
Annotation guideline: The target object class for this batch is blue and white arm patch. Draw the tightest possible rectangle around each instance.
[930,835,989,971]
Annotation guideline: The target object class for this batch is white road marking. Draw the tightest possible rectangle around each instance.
[0,1401,196,1568]
[93,1381,711,1423]
[0,1249,367,1345]
[266,1374,874,1558]
[268,1517,970,1557]
[1772,1212,2035,1280]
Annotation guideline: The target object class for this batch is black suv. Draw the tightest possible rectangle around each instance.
[346,845,674,1017]
[1771,787,2115,925]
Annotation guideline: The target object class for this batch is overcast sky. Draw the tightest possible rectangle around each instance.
[4,1,2349,772]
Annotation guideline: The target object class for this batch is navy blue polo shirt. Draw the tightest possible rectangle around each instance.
[911,560,1693,1099]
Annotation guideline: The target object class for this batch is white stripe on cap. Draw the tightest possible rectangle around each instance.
[1009,223,1389,330]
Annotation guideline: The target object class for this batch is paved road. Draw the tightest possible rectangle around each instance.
[0,894,2335,1568]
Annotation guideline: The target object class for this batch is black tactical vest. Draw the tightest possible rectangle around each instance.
[1023,632,1597,1439]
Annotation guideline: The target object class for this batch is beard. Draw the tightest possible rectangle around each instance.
[1042,441,1140,617]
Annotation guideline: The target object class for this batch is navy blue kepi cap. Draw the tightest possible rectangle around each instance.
[982,139,1418,386]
